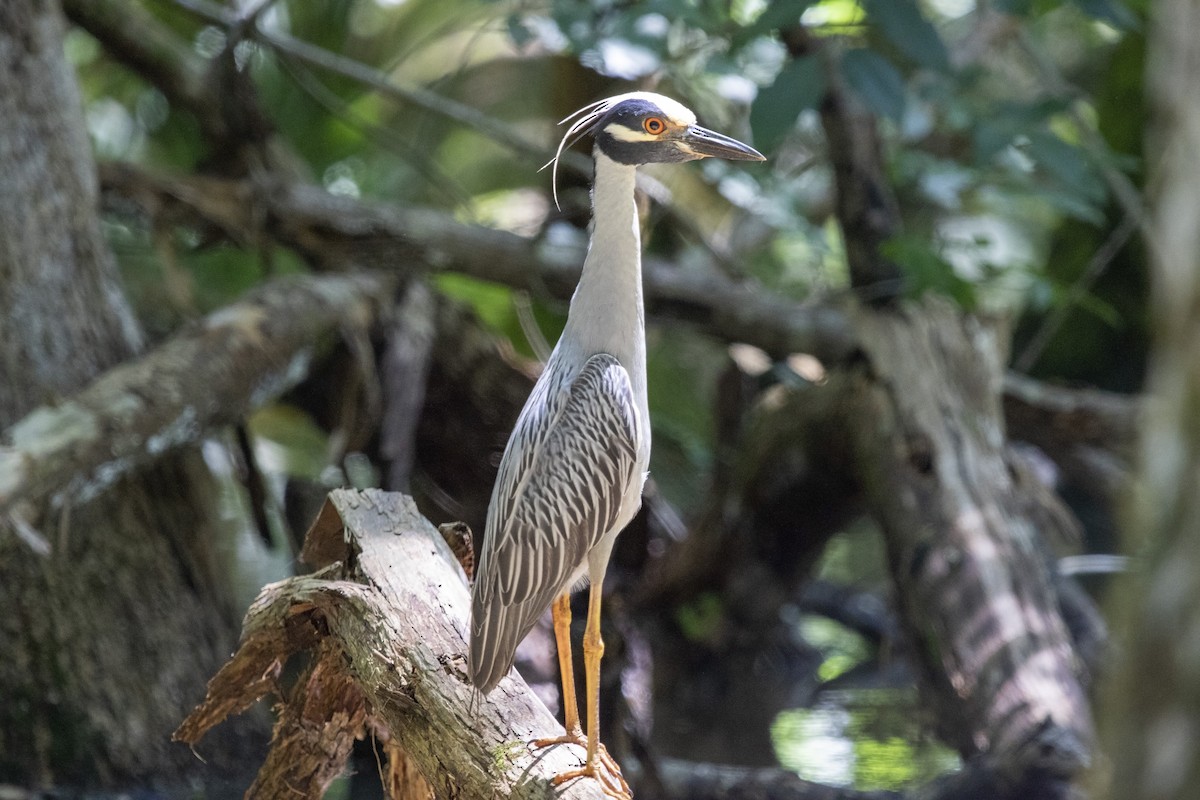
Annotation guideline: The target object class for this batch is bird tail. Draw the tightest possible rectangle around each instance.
[468,586,530,694]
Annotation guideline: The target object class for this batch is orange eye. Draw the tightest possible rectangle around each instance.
[643,117,666,135]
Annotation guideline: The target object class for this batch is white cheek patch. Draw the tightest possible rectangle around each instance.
[604,123,660,143]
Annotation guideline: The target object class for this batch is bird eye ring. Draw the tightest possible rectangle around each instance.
[643,117,666,135]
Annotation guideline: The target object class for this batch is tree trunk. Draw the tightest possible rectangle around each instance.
[844,301,1093,781]
[0,0,260,787]
[1102,0,1200,797]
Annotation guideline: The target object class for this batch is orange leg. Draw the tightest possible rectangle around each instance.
[539,593,581,736]
[533,583,630,798]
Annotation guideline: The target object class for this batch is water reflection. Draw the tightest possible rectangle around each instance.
[772,687,961,790]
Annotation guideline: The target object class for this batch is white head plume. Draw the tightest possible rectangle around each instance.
[541,92,697,210]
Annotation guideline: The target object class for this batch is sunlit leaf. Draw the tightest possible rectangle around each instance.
[854,737,920,788]
[773,689,961,790]
[434,273,517,334]
[840,48,906,122]
[863,0,951,72]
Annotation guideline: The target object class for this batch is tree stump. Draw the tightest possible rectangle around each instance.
[176,488,611,800]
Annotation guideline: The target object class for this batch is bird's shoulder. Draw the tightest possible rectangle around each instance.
[507,352,636,467]
[484,352,640,547]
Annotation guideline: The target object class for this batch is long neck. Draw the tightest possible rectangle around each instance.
[562,150,644,370]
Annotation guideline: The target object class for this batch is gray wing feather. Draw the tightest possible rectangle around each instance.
[468,354,640,692]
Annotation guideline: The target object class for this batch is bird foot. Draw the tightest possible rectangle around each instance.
[532,730,632,799]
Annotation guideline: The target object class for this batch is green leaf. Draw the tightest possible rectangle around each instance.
[248,404,332,481]
[1032,187,1107,225]
[970,99,1070,162]
[863,0,951,72]
[751,55,826,152]
[972,117,1026,163]
[1026,131,1106,203]
[840,49,906,122]
[675,592,724,643]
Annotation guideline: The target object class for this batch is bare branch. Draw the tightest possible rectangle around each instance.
[98,160,1141,469]
[1003,372,1138,512]
[1003,372,1140,458]
[0,272,393,515]
[99,162,860,364]
[781,28,903,294]
[165,0,748,268]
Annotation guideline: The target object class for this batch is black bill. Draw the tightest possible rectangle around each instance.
[681,125,766,161]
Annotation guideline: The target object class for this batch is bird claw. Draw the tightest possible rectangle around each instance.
[532,731,632,798]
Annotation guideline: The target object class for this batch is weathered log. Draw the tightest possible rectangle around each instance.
[176,488,611,800]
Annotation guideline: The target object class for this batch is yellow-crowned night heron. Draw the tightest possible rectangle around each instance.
[469,92,764,796]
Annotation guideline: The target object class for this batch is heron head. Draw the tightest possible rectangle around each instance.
[546,92,764,207]
[590,92,765,166]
